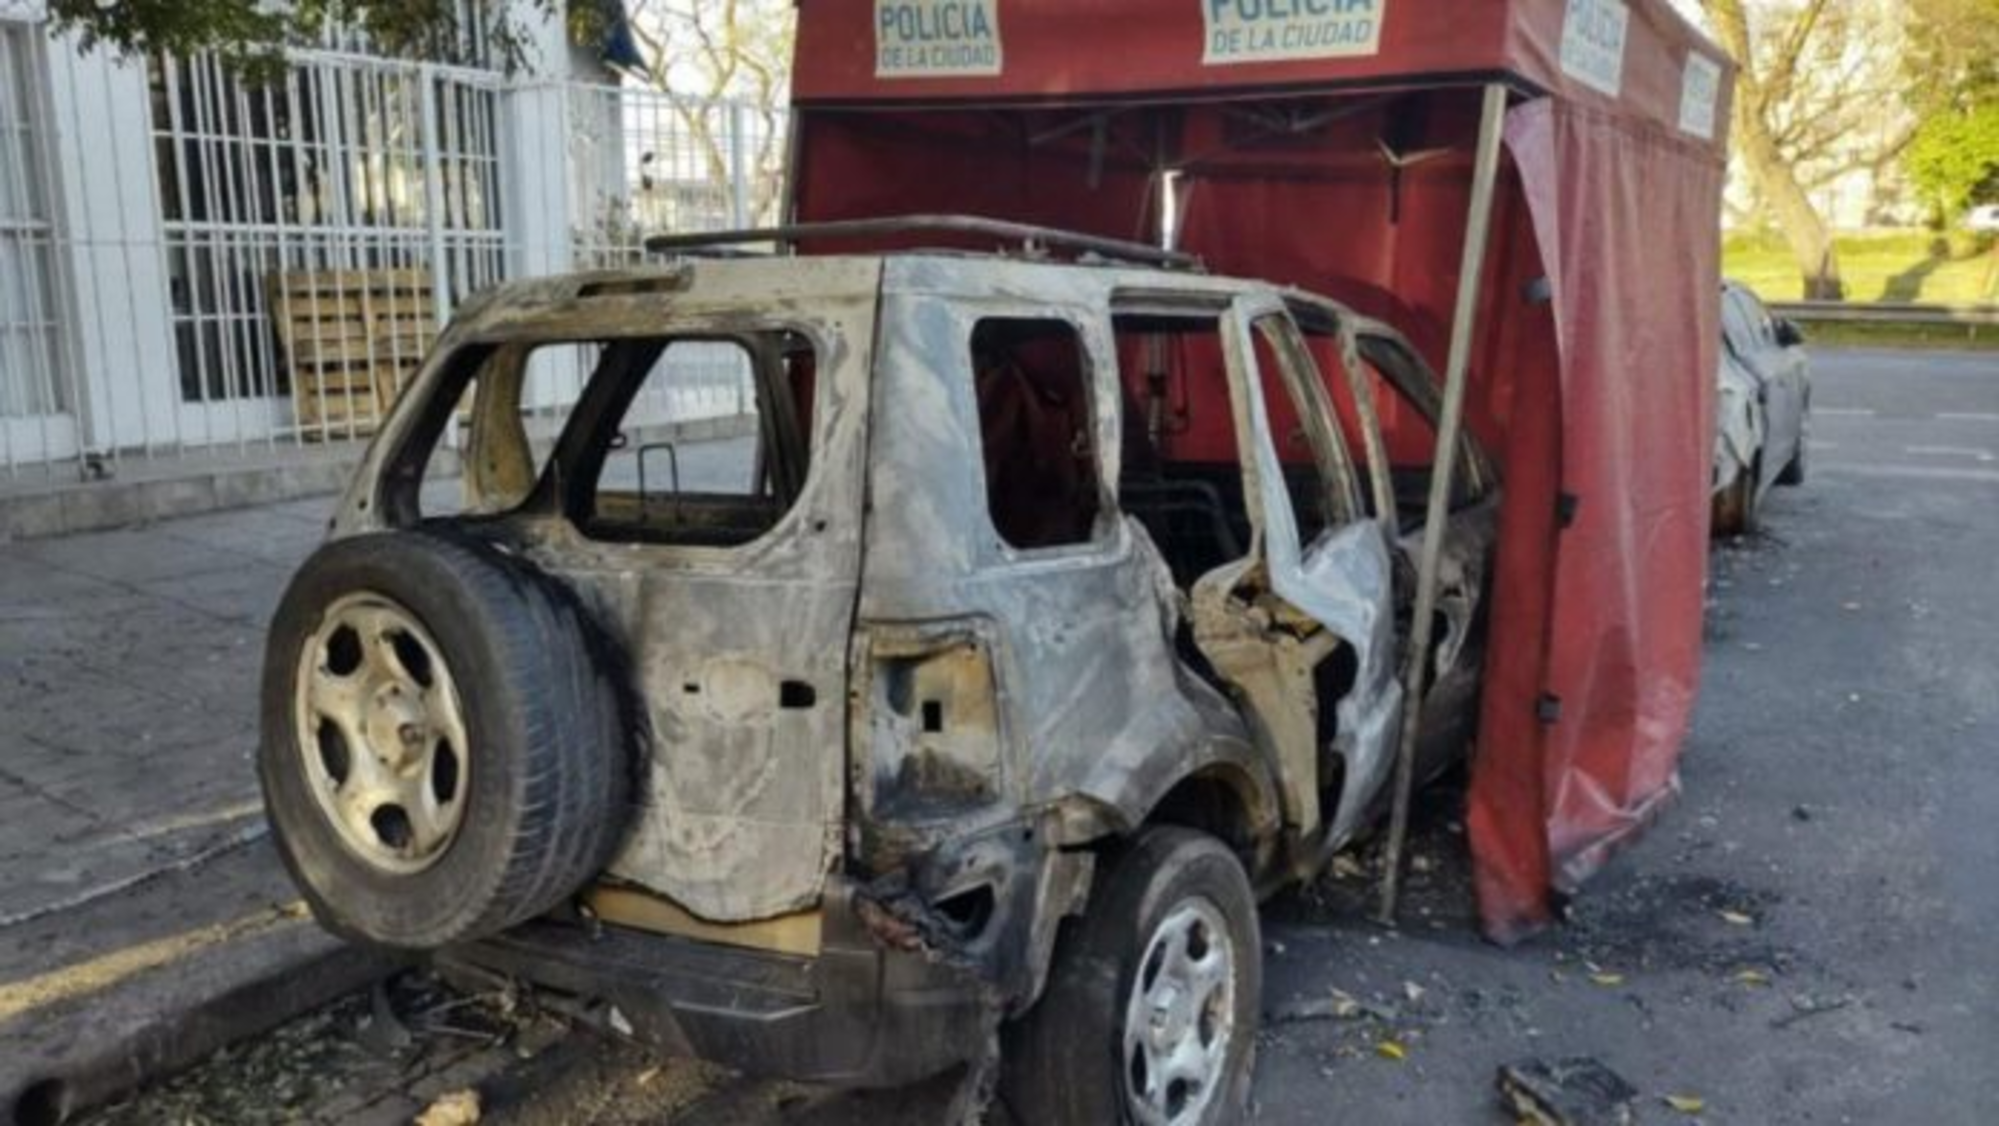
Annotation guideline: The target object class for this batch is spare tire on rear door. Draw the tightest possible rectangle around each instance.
[259,530,632,950]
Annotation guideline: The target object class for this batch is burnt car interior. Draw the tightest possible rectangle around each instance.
[401,331,820,548]
[971,317,1103,551]
[577,332,817,547]
[1318,335,1486,533]
[1109,306,1484,594]
[1113,309,1337,590]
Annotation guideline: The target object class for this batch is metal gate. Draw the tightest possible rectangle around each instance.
[149,50,508,444]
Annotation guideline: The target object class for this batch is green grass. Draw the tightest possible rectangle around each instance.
[1789,318,1999,352]
[1724,230,1999,304]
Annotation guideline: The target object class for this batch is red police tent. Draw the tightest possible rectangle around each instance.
[785,0,1732,941]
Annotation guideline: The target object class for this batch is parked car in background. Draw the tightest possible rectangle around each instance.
[256,221,1498,1124]
[1964,203,1999,233]
[1712,281,1811,535]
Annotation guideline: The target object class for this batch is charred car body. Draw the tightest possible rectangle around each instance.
[1711,280,1811,535]
[260,227,1497,1123]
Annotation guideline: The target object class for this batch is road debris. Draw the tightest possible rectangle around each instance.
[1269,988,1363,1023]
[1663,1093,1707,1115]
[415,1089,481,1126]
[1770,993,1853,1029]
[1496,1057,1639,1125]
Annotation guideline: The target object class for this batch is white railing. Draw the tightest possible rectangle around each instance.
[565,81,788,267]
[0,27,786,484]
[152,51,511,449]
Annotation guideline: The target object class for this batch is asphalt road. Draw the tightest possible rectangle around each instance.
[75,346,1999,1125]
[1246,346,1999,1123]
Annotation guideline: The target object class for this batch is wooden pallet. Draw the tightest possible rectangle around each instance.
[268,269,438,437]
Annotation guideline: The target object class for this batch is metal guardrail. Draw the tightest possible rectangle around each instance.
[1769,301,1999,328]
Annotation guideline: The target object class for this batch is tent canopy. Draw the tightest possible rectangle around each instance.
[787,0,1732,940]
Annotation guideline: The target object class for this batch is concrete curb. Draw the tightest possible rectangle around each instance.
[0,456,360,542]
[1,938,403,1126]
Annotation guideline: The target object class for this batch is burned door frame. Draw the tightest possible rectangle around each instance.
[1352,324,1500,785]
[852,265,1271,866]
[1187,293,1404,878]
[562,304,872,926]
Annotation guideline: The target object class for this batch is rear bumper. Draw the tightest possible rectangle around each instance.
[442,880,988,1087]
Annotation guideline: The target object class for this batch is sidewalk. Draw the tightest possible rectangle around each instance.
[0,498,323,920]
[0,495,391,1121]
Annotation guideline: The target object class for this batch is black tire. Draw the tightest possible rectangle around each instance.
[1712,460,1760,537]
[1001,827,1260,1126]
[260,530,631,950]
[1776,434,1807,486]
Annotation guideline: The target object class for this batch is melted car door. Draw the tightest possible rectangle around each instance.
[1353,328,1500,783]
[1189,299,1402,866]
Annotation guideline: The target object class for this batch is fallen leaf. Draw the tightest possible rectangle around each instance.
[1664,1093,1707,1114]
[415,1090,481,1126]
[1590,972,1626,987]
[1734,969,1770,987]
[1403,981,1427,1004]
[1718,910,1755,927]
[1376,1040,1408,1061]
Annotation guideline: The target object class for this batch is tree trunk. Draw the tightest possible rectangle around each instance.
[1736,105,1845,299]
[1704,0,1846,300]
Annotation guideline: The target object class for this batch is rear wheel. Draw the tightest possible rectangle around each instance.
[1777,433,1808,486]
[1001,827,1260,1126]
[260,531,631,950]
[1712,460,1760,536]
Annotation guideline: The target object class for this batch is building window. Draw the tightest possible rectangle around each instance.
[0,22,66,422]
[147,52,505,425]
[971,317,1103,551]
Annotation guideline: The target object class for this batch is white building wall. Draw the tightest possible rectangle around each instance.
[1,2,782,480]
[44,44,179,457]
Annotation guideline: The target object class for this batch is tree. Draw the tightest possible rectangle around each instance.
[1700,0,1917,299]
[45,0,556,75]
[614,0,795,226]
[1903,0,1999,221]
[1906,106,1999,218]
[1905,0,1999,111]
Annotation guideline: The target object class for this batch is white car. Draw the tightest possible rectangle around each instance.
[1965,204,1999,233]
[1712,281,1811,535]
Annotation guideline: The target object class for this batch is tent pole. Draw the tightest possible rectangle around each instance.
[1377,82,1509,926]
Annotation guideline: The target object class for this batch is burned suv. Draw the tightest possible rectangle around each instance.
[260,223,1496,1124]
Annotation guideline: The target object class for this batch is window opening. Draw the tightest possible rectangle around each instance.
[1112,309,1245,589]
[971,318,1102,551]
[582,332,813,547]
[1249,313,1357,546]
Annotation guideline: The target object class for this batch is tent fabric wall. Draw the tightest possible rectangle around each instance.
[1469,98,1723,939]
[787,0,1731,940]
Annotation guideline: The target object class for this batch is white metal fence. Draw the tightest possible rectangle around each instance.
[523,81,785,428]
[0,25,785,483]
[152,51,510,449]
[566,82,787,267]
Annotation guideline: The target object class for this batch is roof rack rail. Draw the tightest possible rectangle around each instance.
[643,214,1201,271]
